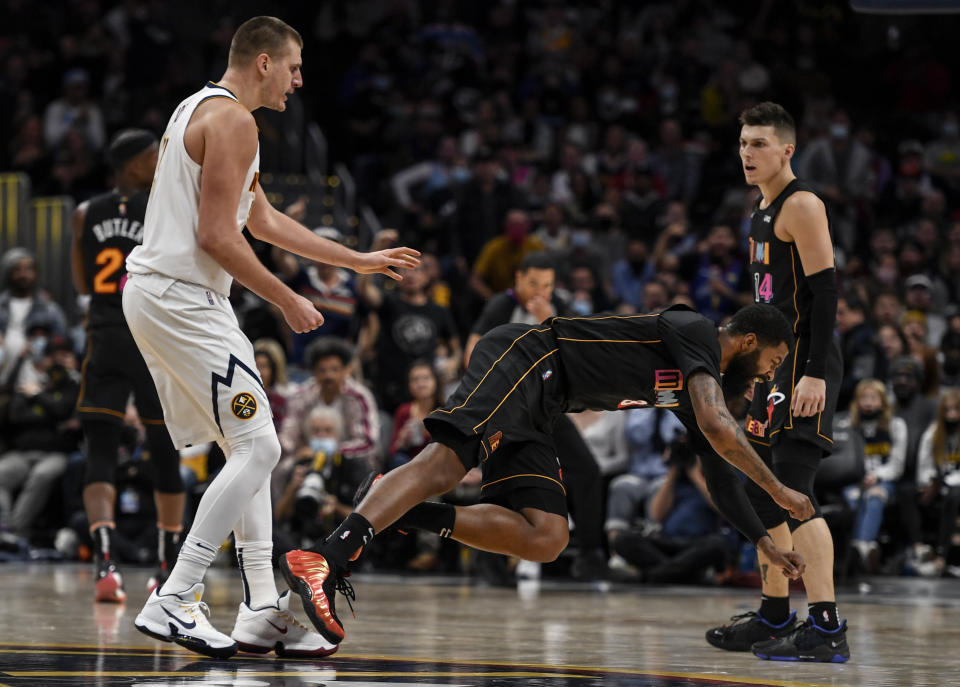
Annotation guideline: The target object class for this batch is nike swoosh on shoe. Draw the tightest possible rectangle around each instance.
[162,606,196,629]
[267,619,288,634]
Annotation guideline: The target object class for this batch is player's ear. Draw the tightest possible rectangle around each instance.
[742,332,759,352]
[256,53,270,76]
[783,142,795,160]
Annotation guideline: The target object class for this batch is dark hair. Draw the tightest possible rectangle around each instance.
[407,359,444,407]
[229,16,302,67]
[727,304,794,349]
[839,293,866,314]
[519,251,554,273]
[107,129,157,170]
[305,337,354,369]
[739,102,796,144]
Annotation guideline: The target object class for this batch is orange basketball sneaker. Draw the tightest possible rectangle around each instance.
[280,550,354,645]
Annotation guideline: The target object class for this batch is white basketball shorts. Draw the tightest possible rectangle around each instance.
[122,272,274,449]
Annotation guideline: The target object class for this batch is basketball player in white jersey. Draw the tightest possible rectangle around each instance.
[123,17,420,659]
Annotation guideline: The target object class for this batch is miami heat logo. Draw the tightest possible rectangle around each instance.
[231,392,258,420]
[766,385,786,425]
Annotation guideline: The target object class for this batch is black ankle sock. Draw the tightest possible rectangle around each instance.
[399,502,456,538]
[91,525,114,565]
[322,513,375,568]
[158,529,182,572]
[809,601,840,630]
[759,594,790,625]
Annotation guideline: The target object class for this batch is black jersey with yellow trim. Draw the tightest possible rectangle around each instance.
[81,189,149,329]
[748,178,834,337]
[551,304,722,419]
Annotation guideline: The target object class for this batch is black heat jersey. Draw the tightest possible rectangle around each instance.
[425,306,724,505]
[77,189,164,423]
[745,178,842,452]
[81,190,148,329]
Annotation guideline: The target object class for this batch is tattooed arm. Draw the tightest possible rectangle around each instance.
[688,371,814,521]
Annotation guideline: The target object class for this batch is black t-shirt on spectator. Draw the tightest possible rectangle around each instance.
[472,290,570,335]
[373,292,457,410]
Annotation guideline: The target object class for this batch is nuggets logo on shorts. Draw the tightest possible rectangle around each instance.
[231,392,258,420]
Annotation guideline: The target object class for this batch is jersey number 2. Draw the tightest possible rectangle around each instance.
[754,272,773,303]
[94,247,124,294]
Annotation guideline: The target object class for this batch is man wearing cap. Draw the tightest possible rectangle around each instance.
[274,226,361,366]
[71,129,186,604]
[904,273,946,347]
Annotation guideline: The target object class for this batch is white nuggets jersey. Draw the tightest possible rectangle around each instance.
[127,82,260,296]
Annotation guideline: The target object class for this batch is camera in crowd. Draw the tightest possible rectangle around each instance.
[294,437,340,520]
[665,428,697,470]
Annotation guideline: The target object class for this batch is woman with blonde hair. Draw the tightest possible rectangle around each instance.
[916,387,960,577]
[842,379,906,571]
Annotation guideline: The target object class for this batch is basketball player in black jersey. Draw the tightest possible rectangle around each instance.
[71,130,185,603]
[705,103,850,662]
[280,303,815,646]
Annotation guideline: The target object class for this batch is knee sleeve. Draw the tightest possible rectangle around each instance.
[144,425,185,494]
[82,420,123,486]
[773,438,823,532]
[226,430,282,473]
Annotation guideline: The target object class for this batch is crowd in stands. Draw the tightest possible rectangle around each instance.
[2,0,960,582]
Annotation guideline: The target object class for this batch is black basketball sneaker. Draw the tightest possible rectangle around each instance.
[706,610,798,651]
[752,616,850,662]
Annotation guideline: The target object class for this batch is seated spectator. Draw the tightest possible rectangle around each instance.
[915,388,960,577]
[358,231,461,412]
[842,379,906,572]
[0,337,80,538]
[0,248,67,385]
[532,202,571,253]
[609,434,726,584]
[901,310,940,397]
[681,224,749,324]
[275,406,361,551]
[877,323,908,370]
[278,337,380,472]
[836,294,884,410]
[387,361,444,471]
[274,227,362,366]
[610,239,652,310]
[940,329,960,389]
[568,409,628,476]
[470,209,546,301]
[253,338,292,431]
[605,408,684,551]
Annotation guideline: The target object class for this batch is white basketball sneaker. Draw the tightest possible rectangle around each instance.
[134,582,238,659]
[231,590,339,657]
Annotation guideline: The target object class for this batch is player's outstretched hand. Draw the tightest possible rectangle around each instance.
[354,246,421,280]
[282,293,324,333]
[773,485,814,522]
[792,375,825,417]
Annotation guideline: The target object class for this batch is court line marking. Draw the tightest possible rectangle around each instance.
[4,671,589,679]
[0,644,851,687]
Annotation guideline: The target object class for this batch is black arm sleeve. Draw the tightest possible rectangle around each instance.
[698,451,769,544]
[804,267,838,379]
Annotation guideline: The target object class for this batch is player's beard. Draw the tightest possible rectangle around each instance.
[722,348,762,402]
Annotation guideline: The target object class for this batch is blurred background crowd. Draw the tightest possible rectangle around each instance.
[2,0,960,584]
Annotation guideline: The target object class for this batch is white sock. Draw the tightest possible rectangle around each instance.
[159,432,280,596]
[236,539,277,610]
[235,479,278,610]
[159,533,218,596]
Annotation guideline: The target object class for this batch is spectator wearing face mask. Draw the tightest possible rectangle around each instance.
[0,248,67,386]
[842,380,906,573]
[0,336,80,539]
[470,209,546,301]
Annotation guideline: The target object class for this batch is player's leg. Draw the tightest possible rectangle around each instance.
[135,354,186,591]
[78,327,135,602]
[752,436,849,663]
[82,418,127,602]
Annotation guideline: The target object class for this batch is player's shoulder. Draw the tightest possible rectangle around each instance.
[195,97,256,136]
[781,185,826,218]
